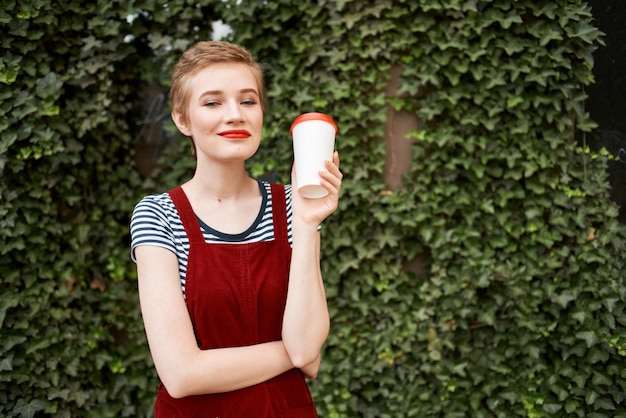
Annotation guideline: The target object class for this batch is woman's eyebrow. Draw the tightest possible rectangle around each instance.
[198,88,258,98]
[199,89,222,97]
[239,88,259,96]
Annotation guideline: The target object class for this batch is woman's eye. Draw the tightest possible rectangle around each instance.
[241,99,257,105]
[204,101,220,107]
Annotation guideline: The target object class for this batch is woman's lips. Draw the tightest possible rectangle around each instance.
[219,130,251,139]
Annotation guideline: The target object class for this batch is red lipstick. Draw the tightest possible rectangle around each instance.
[219,130,251,139]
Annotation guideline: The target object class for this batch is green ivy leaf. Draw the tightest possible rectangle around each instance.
[13,399,47,418]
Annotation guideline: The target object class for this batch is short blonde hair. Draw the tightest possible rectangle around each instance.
[170,41,265,127]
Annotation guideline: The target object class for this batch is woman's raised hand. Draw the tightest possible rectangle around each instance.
[291,151,342,228]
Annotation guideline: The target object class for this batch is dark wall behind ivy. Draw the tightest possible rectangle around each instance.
[585,0,626,224]
[1,1,625,417]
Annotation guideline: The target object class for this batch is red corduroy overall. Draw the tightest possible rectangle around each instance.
[154,184,317,417]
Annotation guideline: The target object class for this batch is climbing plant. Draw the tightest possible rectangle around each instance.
[0,1,214,416]
[218,1,626,417]
[1,0,624,417]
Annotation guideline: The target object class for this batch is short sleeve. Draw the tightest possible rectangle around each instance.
[130,194,177,262]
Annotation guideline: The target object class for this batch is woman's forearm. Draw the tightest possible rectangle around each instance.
[164,341,294,398]
[281,226,330,368]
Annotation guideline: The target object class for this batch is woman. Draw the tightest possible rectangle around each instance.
[130,40,342,417]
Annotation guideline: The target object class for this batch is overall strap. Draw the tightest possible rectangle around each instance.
[270,183,289,242]
[168,187,205,244]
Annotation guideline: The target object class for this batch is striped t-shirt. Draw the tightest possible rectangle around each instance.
[130,181,293,296]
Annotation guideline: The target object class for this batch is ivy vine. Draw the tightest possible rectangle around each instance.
[1,1,624,417]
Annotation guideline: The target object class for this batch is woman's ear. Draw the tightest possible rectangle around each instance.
[172,111,192,136]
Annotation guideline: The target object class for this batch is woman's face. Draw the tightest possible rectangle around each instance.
[175,63,264,164]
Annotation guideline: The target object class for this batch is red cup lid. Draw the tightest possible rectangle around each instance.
[290,112,338,136]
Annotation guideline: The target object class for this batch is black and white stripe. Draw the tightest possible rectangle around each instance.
[130,181,293,296]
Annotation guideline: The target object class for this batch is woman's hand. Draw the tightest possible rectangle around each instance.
[291,151,343,227]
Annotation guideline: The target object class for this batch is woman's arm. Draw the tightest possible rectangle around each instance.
[282,152,342,372]
[300,353,321,380]
[282,228,328,370]
[136,245,294,399]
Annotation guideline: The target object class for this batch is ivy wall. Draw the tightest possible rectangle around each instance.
[1,0,625,417]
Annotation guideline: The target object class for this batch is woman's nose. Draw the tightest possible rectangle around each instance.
[223,101,243,123]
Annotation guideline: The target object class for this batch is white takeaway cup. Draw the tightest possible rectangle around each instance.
[290,112,338,199]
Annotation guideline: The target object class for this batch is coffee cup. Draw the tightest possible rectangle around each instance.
[290,112,338,198]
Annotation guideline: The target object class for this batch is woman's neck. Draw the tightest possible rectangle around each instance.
[185,164,256,203]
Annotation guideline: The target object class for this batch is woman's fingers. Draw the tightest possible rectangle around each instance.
[321,153,342,194]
